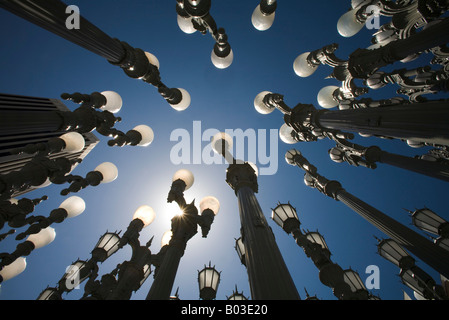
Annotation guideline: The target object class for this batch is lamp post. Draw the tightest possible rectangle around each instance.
[285,148,449,279]
[251,0,277,31]
[198,262,221,300]
[255,90,449,147]
[271,202,369,300]
[377,238,448,300]
[0,0,190,110]
[211,133,300,300]
[176,0,233,69]
[146,169,218,300]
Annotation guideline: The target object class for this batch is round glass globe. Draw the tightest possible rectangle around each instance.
[211,49,234,69]
[337,9,364,37]
[254,91,274,114]
[248,161,259,177]
[59,196,86,218]
[0,257,26,282]
[317,86,339,109]
[293,52,318,77]
[251,5,275,31]
[27,227,56,249]
[211,132,233,154]
[177,15,196,34]
[95,162,118,183]
[200,196,220,215]
[329,148,344,163]
[172,169,194,190]
[133,205,156,228]
[133,125,154,146]
[145,51,160,69]
[406,140,424,148]
[170,88,191,111]
[279,124,297,144]
[100,91,123,114]
[60,132,85,153]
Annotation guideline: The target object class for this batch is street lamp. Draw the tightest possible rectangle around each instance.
[342,269,369,299]
[198,262,221,300]
[251,0,277,31]
[176,0,233,69]
[285,148,449,279]
[377,238,415,270]
[227,285,249,300]
[0,256,26,283]
[235,237,246,266]
[410,208,449,238]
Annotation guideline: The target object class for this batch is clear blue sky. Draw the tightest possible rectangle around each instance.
[0,0,447,301]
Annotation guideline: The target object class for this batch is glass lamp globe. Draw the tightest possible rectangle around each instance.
[211,132,233,154]
[172,169,194,190]
[59,196,86,218]
[0,257,26,282]
[329,148,344,163]
[27,226,56,249]
[406,140,424,148]
[177,15,197,34]
[337,9,364,37]
[254,91,274,114]
[60,132,85,153]
[133,205,156,228]
[279,123,297,144]
[251,4,275,31]
[170,88,191,111]
[95,162,118,183]
[248,161,259,177]
[211,49,234,69]
[317,86,339,109]
[293,52,318,77]
[133,125,154,146]
[145,51,160,69]
[100,91,123,113]
[161,230,173,247]
[200,196,220,215]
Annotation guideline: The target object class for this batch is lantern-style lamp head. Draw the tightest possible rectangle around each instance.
[57,259,90,292]
[400,267,435,300]
[59,132,85,153]
[305,231,330,252]
[198,262,221,300]
[227,286,248,300]
[133,205,156,228]
[411,208,449,238]
[0,257,26,283]
[377,238,415,270]
[271,202,300,233]
[343,269,367,294]
[91,231,121,262]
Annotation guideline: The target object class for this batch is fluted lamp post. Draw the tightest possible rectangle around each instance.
[198,262,221,300]
[0,0,191,111]
[211,132,300,300]
[285,148,449,279]
[251,0,277,31]
[271,202,369,300]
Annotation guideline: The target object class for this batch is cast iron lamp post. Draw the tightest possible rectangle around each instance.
[176,0,233,69]
[0,0,191,110]
[377,238,448,300]
[271,202,370,300]
[145,169,219,300]
[251,0,277,31]
[198,262,221,300]
[285,148,449,279]
[211,132,300,300]
[255,90,449,147]
[36,205,156,300]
